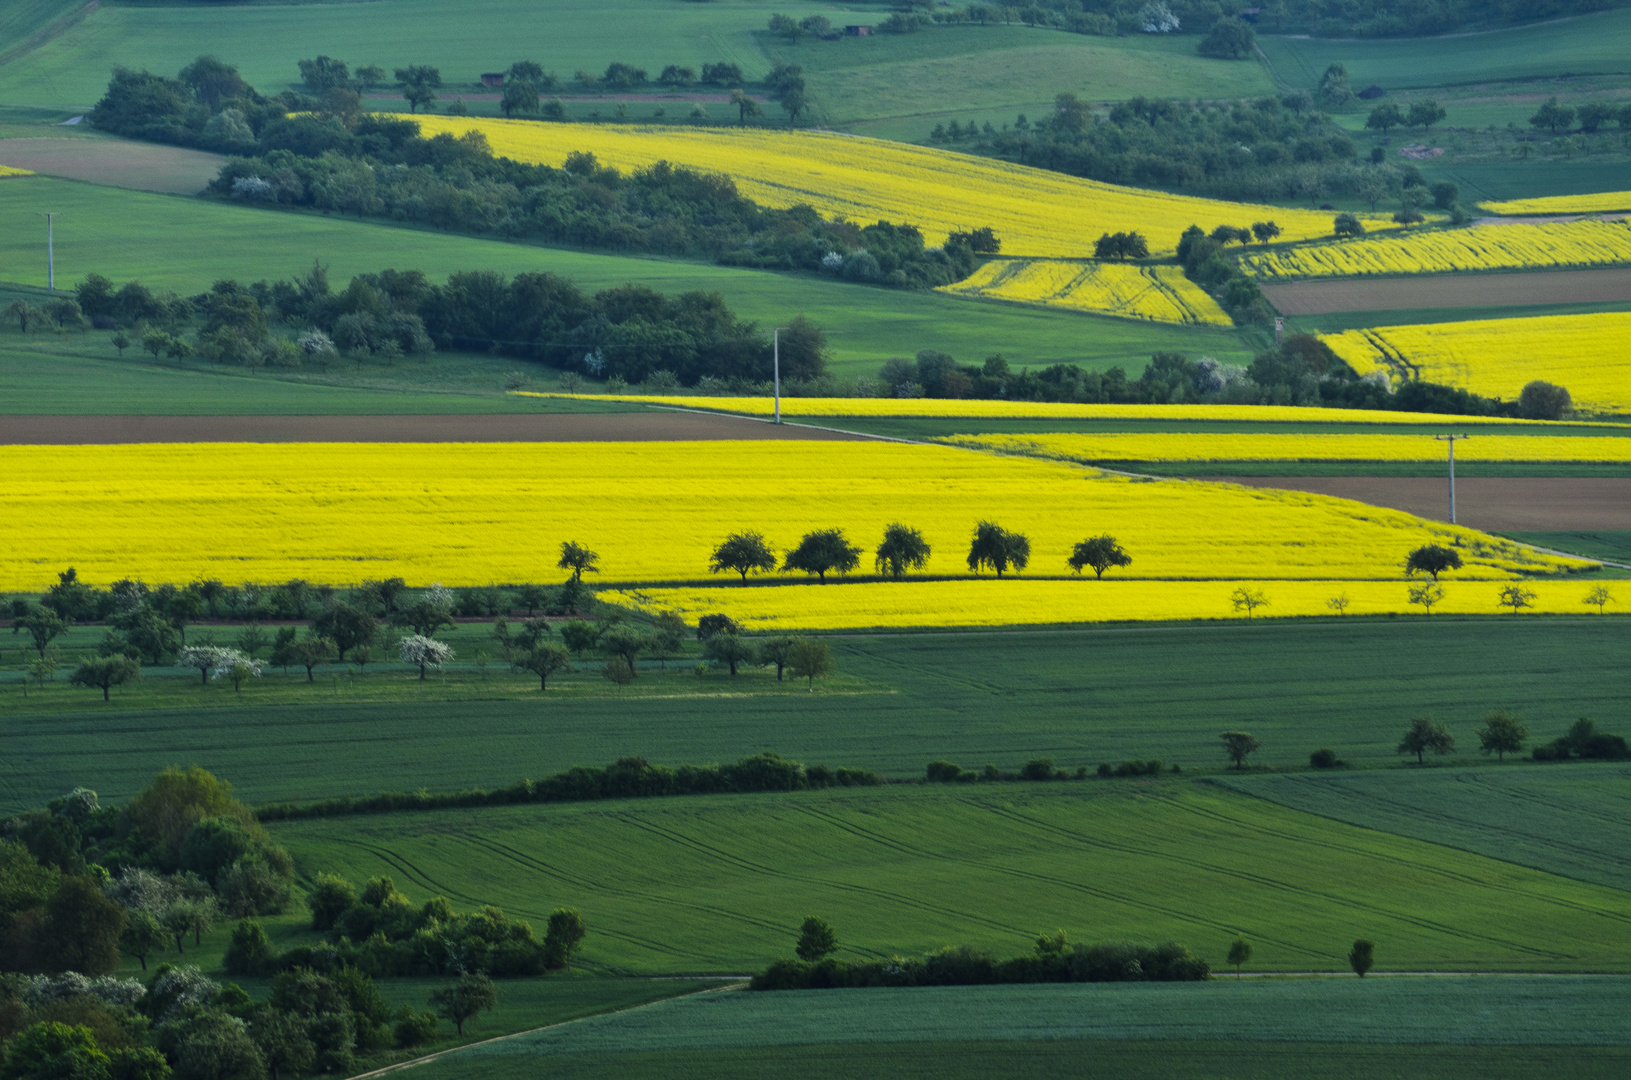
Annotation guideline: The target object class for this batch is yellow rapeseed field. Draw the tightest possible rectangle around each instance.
[1239,220,1631,279]
[938,432,1631,463]
[939,260,1231,325]
[410,116,1382,257]
[603,578,1610,630]
[0,166,33,178]
[1322,313,1631,414]
[513,392,1593,427]
[0,442,1579,592]
[1480,192,1631,215]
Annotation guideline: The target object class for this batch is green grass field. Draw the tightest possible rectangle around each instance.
[1218,763,1631,891]
[269,781,1631,973]
[5,619,1628,812]
[412,1037,1631,1080]
[760,26,1274,140]
[1259,11,1631,92]
[1502,531,1631,563]
[0,176,1253,380]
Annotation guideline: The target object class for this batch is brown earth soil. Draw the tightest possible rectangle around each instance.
[0,412,870,444]
[1262,267,1631,315]
[366,92,766,103]
[1216,476,1631,531]
[0,136,225,195]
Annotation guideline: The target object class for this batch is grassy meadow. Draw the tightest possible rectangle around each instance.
[0,176,1255,378]
[4,619,1628,811]
[268,781,1631,973]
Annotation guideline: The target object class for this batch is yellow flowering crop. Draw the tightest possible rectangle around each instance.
[1322,313,1631,414]
[515,392,1586,427]
[938,432,1631,463]
[1239,220,1631,279]
[0,442,1577,592]
[939,260,1231,325]
[410,117,1383,257]
[603,578,1607,630]
[1480,192,1631,215]
[0,166,33,178]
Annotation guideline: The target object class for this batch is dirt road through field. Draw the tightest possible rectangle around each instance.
[0,412,872,444]
[1217,476,1631,530]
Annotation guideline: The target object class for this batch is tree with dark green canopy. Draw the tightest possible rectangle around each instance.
[784,528,863,583]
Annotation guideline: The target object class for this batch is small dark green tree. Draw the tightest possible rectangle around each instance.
[430,972,497,1036]
[1220,731,1261,770]
[966,521,1030,578]
[557,541,599,582]
[1364,102,1405,134]
[757,635,796,681]
[796,916,837,961]
[1348,938,1374,977]
[1477,709,1528,761]
[784,528,863,583]
[875,523,931,580]
[395,65,442,113]
[500,80,539,118]
[1068,536,1131,579]
[521,644,572,690]
[1227,936,1251,978]
[1497,584,1536,616]
[287,637,332,682]
[560,619,600,659]
[1406,545,1461,580]
[704,632,755,676]
[120,908,166,970]
[545,909,588,970]
[1528,96,1574,134]
[251,1009,316,1080]
[70,655,140,701]
[1407,99,1446,131]
[787,637,833,692]
[1333,213,1365,238]
[1398,716,1454,764]
[710,531,778,583]
[13,605,69,658]
[1197,19,1255,59]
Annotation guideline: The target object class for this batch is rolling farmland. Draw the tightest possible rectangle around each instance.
[941,260,1231,325]
[1240,221,1631,280]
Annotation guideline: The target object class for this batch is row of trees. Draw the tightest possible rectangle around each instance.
[706,526,1132,583]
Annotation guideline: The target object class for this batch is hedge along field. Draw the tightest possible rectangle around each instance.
[1322,312,1631,415]
[0,177,1249,376]
[408,117,1386,257]
[940,260,1231,326]
[267,782,1631,974]
[935,432,1631,464]
[604,577,1614,631]
[0,0,804,109]
[0,441,1582,591]
[1239,221,1631,281]
[6,619,1629,810]
[1258,8,1631,90]
[1218,764,1631,893]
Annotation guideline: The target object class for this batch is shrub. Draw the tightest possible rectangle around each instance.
[925,761,964,783]
[394,1008,438,1047]
[1019,758,1058,781]
[1309,748,1343,769]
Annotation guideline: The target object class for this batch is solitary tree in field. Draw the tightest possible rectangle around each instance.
[784,528,863,583]
[704,631,755,676]
[796,916,838,961]
[399,634,454,680]
[1364,102,1405,135]
[1406,545,1461,581]
[545,909,588,971]
[1068,535,1132,579]
[1227,936,1252,979]
[1407,582,1444,616]
[287,637,332,682]
[557,541,600,582]
[1398,716,1454,764]
[13,605,69,658]
[1348,939,1375,977]
[1220,731,1261,770]
[394,65,442,113]
[710,531,778,583]
[431,972,497,1036]
[1406,99,1446,131]
[1496,584,1536,616]
[1326,592,1351,616]
[70,655,140,701]
[1477,709,1528,761]
[875,523,932,580]
[520,644,571,690]
[967,521,1030,578]
[787,637,833,692]
[1230,587,1268,619]
[1583,584,1615,614]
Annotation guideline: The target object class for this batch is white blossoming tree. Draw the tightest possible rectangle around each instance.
[177,646,259,686]
[399,634,455,680]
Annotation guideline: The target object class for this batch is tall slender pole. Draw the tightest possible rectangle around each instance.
[772,326,785,424]
[36,212,58,291]
[1435,435,1468,524]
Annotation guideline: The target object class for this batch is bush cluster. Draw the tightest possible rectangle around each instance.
[751,938,1210,991]
[256,753,880,822]
[1530,718,1630,762]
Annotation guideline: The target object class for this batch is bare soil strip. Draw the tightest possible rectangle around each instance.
[0,412,872,445]
[1217,476,1631,531]
[1261,268,1631,315]
[0,137,225,195]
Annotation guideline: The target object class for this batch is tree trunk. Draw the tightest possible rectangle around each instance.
[102,682,111,701]
[201,668,209,685]
[420,661,427,680]
[539,673,547,690]
[174,934,184,953]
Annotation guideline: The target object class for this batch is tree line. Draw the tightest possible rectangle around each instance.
[89,61,986,294]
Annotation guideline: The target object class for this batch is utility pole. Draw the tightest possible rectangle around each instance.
[772,326,787,424]
[1435,435,1468,524]
[36,212,59,291]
